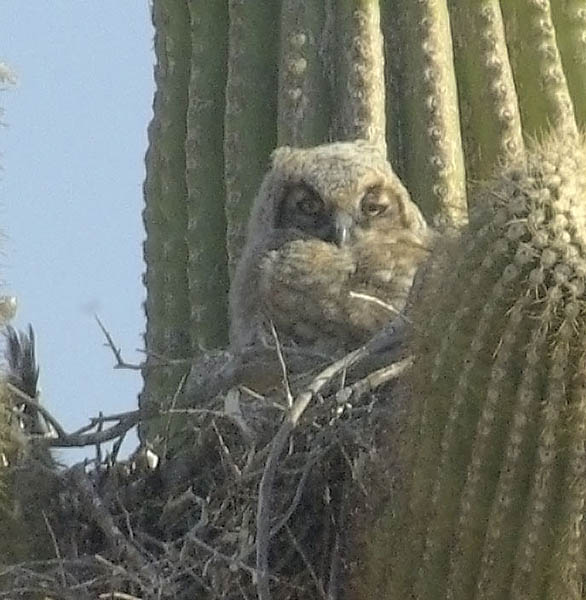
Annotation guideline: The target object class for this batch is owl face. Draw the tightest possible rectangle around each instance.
[275,181,401,247]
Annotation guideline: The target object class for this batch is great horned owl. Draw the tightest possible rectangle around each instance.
[229,140,432,356]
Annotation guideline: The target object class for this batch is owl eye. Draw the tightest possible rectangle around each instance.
[291,187,323,216]
[361,187,389,217]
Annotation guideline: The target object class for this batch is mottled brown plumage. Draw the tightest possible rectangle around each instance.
[230,140,432,355]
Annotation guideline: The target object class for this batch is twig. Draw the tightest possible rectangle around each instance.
[186,533,260,580]
[212,420,241,480]
[348,291,401,316]
[238,580,253,600]
[42,511,66,588]
[338,444,369,498]
[335,356,413,405]
[269,321,293,408]
[238,385,267,402]
[224,388,256,442]
[92,554,143,588]
[166,407,233,418]
[98,593,143,600]
[269,449,321,540]
[95,315,143,371]
[49,412,140,448]
[284,525,327,600]
[95,411,104,464]
[136,347,192,367]
[326,479,350,600]
[166,399,256,442]
[7,383,140,448]
[162,373,188,460]
[88,410,143,423]
[110,430,127,464]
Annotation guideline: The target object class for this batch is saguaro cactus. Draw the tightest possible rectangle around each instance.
[141,1,586,594]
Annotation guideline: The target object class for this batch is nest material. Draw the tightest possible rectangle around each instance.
[0,328,410,600]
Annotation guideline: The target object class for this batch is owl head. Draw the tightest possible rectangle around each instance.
[230,140,430,352]
[243,140,427,253]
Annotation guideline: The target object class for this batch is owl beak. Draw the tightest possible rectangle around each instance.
[333,212,353,247]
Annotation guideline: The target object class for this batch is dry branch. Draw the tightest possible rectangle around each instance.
[2,321,409,599]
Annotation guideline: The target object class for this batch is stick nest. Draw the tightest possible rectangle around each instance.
[0,330,410,600]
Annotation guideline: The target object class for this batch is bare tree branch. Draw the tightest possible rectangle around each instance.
[95,315,143,371]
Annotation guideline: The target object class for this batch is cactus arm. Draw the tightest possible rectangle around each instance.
[224,0,280,274]
[141,0,192,439]
[277,0,331,147]
[184,2,230,351]
[372,230,496,596]
[447,2,524,184]
[501,0,578,139]
[335,0,387,151]
[550,0,586,128]
[351,133,586,599]
[392,0,467,228]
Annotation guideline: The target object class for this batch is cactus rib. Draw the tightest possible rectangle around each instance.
[390,0,467,228]
[140,0,192,441]
[550,0,586,128]
[448,2,524,185]
[184,1,230,351]
[224,0,280,274]
[277,0,331,147]
[501,0,578,139]
[335,0,386,151]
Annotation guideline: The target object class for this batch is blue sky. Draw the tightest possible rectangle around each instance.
[0,3,154,461]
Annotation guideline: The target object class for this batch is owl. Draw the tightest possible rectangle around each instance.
[229,140,432,356]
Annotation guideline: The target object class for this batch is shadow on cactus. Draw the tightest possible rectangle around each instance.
[350,130,586,599]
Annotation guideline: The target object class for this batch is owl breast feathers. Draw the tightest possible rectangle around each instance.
[229,140,432,355]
